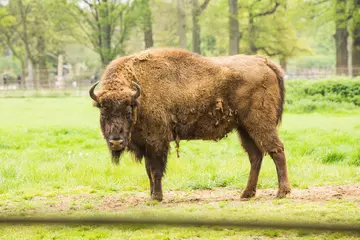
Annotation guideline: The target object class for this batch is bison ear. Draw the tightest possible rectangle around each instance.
[131,81,141,101]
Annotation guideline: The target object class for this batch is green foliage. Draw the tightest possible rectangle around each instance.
[64,44,100,68]
[200,0,228,56]
[303,81,360,106]
[252,0,312,57]
[0,56,21,75]
[0,0,359,82]
[69,0,141,65]
[285,78,360,113]
[8,0,74,60]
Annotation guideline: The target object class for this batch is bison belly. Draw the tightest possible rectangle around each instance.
[177,112,237,141]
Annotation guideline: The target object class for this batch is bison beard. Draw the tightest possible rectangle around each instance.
[111,150,123,164]
[89,48,291,201]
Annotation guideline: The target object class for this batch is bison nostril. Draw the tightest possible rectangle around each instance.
[109,139,124,149]
[109,139,124,144]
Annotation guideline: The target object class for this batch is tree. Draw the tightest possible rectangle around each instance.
[136,0,153,49]
[256,0,312,71]
[177,0,187,48]
[228,0,240,55]
[191,0,211,54]
[301,0,355,75]
[4,0,73,88]
[247,0,280,54]
[334,0,348,75]
[0,5,26,87]
[13,0,39,88]
[71,0,138,66]
[352,0,360,76]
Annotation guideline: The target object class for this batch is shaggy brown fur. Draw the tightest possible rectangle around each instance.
[90,47,291,201]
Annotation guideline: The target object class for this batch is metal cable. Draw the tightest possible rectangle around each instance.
[0,216,359,234]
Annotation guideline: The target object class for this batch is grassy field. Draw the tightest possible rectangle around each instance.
[0,91,360,239]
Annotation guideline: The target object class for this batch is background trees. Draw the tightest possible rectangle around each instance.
[70,0,139,66]
[1,0,359,89]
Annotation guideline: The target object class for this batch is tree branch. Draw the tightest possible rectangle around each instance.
[310,0,330,6]
[250,0,262,9]
[254,1,280,18]
[110,4,127,38]
[257,46,281,57]
[17,0,36,63]
[82,0,93,7]
[199,0,210,14]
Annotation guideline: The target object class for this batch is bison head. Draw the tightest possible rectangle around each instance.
[89,81,141,164]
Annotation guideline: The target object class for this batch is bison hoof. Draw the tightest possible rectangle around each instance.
[241,189,256,199]
[276,187,291,198]
[151,192,163,202]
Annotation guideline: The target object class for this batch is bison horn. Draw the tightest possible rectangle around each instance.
[132,81,141,100]
[89,81,99,103]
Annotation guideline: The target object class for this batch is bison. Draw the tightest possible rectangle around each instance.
[89,48,291,201]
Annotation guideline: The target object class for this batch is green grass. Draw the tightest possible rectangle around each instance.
[0,97,360,239]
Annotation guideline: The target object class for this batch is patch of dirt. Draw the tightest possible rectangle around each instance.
[2,184,360,213]
[284,184,360,201]
[97,184,360,211]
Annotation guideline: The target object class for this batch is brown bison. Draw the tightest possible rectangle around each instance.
[89,48,291,201]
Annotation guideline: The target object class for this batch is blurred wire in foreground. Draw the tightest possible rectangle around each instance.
[0,216,359,233]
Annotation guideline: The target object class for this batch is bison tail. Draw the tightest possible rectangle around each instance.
[266,59,285,125]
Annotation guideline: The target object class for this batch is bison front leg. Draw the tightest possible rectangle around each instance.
[145,158,154,196]
[145,145,169,202]
[150,169,164,201]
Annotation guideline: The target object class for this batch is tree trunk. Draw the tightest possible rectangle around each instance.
[143,0,154,49]
[352,0,360,76]
[17,0,36,88]
[19,59,26,89]
[37,35,49,88]
[280,57,287,72]
[177,0,187,48]
[98,1,113,66]
[34,62,39,90]
[335,0,348,75]
[57,54,65,89]
[104,20,112,63]
[353,28,360,76]
[6,38,26,89]
[335,28,349,75]
[248,13,256,54]
[228,0,239,55]
[26,58,33,89]
[144,27,154,49]
[192,0,201,54]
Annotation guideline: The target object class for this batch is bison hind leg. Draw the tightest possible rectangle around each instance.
[242,123,291,199]
[269,150,291,198]
[237,127,264,199]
